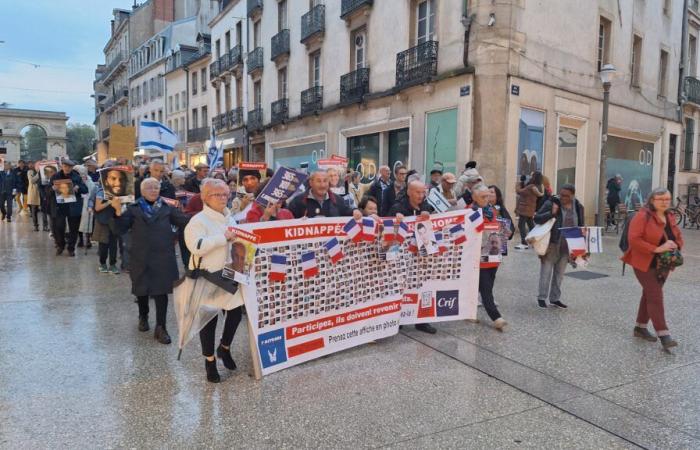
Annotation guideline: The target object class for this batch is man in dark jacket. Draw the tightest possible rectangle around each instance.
[368,165,391,215]
[183,163,209,193]
[533,184,584,309]
[606,174,623,225]
[12,160,28,215]
[134,160,176,200]
[381,165,408,216]
[50,159,88,256]
[287,170,361,219]
[388,180,438,335]
[0,162,20,222]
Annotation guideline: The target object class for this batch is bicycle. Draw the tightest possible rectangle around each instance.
[669,196,700,229]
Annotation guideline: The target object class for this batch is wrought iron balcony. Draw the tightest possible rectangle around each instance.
[248,107,264,132]
[340,68,370,105]
[341,0,373,19]
[301,86,323,116]
[271,29,290,62]
[396,40,439,89]
[301,4,325,44]
[270,99,289,126]
[685,77,700,105]
[209,60,220,80]
[247,47,264,74]
[229,45,243,70]
[187,126,209,143]
[218,52,232,73]
[212,113,226,132]
[227,107,244,129]
[247,0,262,18]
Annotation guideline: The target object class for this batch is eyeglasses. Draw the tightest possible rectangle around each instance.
[208,193,229,199]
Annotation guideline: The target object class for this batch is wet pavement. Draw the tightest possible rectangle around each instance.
[1,212,699,449]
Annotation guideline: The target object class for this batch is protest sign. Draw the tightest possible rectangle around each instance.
[222,229,257,286]
[109,124,136,159]
[36,160,59,185]
[233,210,480,376]
[317,158,347,196]
[99,165,135,203]
[255,167,308,208]
[239,161,267,176]
[53,179,76,204]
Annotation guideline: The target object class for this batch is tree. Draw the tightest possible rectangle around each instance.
[66,123,96,162]
[20,125,48,161]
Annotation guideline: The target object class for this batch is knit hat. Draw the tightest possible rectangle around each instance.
[239,168,262,180]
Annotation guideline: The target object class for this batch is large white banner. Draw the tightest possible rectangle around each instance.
[233,210,482,376]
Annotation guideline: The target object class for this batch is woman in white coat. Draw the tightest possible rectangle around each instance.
[184,178,243,383]
[75,165,96,248]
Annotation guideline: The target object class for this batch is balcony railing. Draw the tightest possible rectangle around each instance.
[396,40,439,89]
[340,67,370,105]
[690,0,700,13]
[248,107,264,132]
[341,0,373,19]
[301,5,325,44]
[209,60,220,80]
[229,45,243,70]
[218,52,232,73]
[187,127,209,143]
[247,0,263,18]
[105,51,125,75]
[247,47,264,74]
[685,77,700,105]
[271,29,290,62]
[270,99,289,126]
[301,86,323,116]
[228,107,244,129]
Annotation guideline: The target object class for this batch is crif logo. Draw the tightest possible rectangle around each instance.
[258,329,288,369]
[436,290,459,316]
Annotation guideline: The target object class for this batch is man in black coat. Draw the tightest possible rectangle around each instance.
[388,180,438,335]
[183,163,209,193]
[12,160,28,214]
[134,159,176,200]
[368,165,391,215]
[287,170,361,219]
[49,159,88,256]
[0,162,20,222]
[381,165,409,216]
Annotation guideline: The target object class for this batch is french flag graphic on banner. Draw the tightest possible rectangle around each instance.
[343,219,362,243]
[407,237,418,254]
[450,223,467,245]
[383,219,396,242]
[323,237,344,264]
[268,254,287,282]
[397,221,411,243]
[300,251,319,278]
[469,210,485,232]
[561,227,588,258]
[362,218,377,242]
[435,232,448,254]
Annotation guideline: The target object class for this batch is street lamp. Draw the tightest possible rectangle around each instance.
[597,63,617,228]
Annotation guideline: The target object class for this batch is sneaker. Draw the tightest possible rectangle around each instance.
[537,300,548,309]
[659,335,678,350]
[633,327,657,342]
[514,243,528,250]
[109,265,120,275]
[98,264,109,273]
[550,301,568,309]
[415,323,437,334]
[494,318,508,331]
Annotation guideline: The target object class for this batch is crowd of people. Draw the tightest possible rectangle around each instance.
[0,155,684,383]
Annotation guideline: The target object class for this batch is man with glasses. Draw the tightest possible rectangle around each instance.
[381,165,408,216]
[368,165,392,215]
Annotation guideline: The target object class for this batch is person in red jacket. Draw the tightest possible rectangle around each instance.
[246,179,294,222]
[622,187,684,350]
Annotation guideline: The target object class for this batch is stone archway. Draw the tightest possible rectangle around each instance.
[0,108,68,163]
[20,124,48,161]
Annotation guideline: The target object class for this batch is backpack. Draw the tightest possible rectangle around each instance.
[618,210,637,253]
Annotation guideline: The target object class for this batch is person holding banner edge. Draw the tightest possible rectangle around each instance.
[287,170,361,220]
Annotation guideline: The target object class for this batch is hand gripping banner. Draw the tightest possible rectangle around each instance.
[232,210,481,376]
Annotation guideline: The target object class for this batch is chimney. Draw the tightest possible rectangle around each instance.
[154,0,174,22]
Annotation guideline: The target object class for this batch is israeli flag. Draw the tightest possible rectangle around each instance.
[138,120,178,152]
[207,126,223,168]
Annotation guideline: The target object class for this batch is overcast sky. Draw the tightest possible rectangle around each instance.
[0,0,136,125]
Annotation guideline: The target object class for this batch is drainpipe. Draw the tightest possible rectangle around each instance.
[460,0,474,68]
[184,64,189,167]
[679,0,689,124]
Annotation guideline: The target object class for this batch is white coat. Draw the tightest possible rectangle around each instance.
[184,204,243,310]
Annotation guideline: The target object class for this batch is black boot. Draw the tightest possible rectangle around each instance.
[217,345,237,370]
[154,325,171,344]
[205,359,220,383]
[138,315,149,332]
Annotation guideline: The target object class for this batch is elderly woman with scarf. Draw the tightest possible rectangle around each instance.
[114,177,190,344]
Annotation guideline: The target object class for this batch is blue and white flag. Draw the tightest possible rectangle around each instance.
[138,120,178,152]
[585,227,603,253]
[207,126,223,168]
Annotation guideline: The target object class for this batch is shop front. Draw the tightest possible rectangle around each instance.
[606,135,655,211]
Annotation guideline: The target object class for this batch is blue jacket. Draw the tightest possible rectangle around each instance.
[49,170,88,217]
[0,170,20,195]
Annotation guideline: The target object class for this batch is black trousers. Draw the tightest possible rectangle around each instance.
[137,295,168,327]
[29,205,40,228]
[200,307,242,357]
[54,215,80,251]
[518,215,534,245]
[98,232,118,265]
[178,231,190,268]
[478,267,502,322]
[0,193,13,219]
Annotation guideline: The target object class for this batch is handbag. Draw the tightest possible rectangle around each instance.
[526,218,556,256]
[174,254,238,295]
[655,228,683,281]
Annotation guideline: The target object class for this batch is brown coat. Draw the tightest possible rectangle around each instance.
[515,184,542,217]
[621,208,684,272]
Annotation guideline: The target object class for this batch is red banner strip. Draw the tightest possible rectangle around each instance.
[287,338,325,358]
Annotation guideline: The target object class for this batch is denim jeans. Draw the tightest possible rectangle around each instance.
[537,244,569,303]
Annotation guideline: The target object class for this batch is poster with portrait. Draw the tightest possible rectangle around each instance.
[36,160,59,185]
[53,179,76,204]
[222,228,257,286]
[99,165,135,203]
[414,217,439,256]
[517,108,545,178]
[317,158,347,196]
[480,219,509,263]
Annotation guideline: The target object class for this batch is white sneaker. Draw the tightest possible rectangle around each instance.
[494,318,508,331]
[514,244,528,250]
